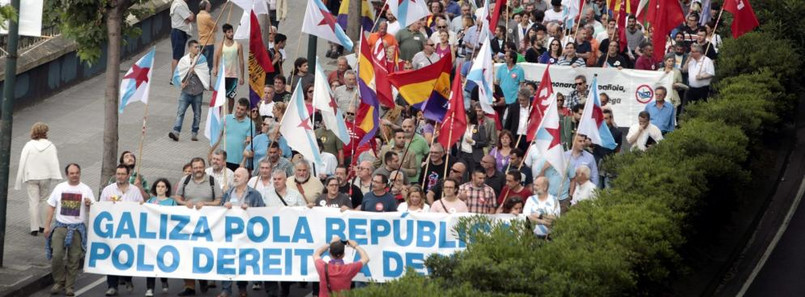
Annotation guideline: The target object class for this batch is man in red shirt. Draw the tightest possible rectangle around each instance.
[313,236,370,297]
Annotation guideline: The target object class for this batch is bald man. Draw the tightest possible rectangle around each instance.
[523,177,560,238]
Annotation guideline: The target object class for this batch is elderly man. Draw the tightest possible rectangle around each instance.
[369,21,398,49]
[419,143,452,192]
[526,149,575,213]
[248,159,274,200]
[458,169,498,214]
[265,169,306,207]
[398,118,430,165]
[220,168,265,297]
[644,86,675,134]
[524,177,560,239]
[352,161,375,194]
[450,3,473,32]
[286,160,323,204]
[427,161,467,204]
[44,164,94,297]
[683,43,715,103]
[411,40,441,69]
[627,111,664,151]
[328,56,350,86]
[429,18,457,46]
[566,75,589,108]
[571,165,597,205]
[502,88,533,150]
[206,149,234,190]
[334,70,358,112]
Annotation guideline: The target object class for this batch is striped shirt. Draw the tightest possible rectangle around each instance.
[523,194,560,236]
[458,182,497,214]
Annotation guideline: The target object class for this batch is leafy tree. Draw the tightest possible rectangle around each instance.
[0,4,16,30]
[56,0,150,184]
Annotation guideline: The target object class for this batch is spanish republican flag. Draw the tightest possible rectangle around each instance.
[356,32,380,146]
[388,51,453,122]
[337,0,375,32]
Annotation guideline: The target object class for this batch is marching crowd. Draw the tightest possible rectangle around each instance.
[12,0,724,296]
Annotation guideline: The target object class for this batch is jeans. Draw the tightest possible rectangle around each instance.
[221,280,248,295]
[52,227,83,289]
[173,92,203,134]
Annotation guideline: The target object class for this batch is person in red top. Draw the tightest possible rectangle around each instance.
[313,236,370,297]
[635,43,660,70]
[497,170,532,208]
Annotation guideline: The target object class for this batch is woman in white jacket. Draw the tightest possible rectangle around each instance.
[14,122,62,236]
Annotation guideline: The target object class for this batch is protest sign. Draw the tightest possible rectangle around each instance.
[498,63,674,127]
[84,202,511,282]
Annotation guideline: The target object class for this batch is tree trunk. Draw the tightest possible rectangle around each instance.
[101,0,127,188]
[346,0,360,42]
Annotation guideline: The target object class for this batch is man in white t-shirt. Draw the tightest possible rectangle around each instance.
[44,163,94,296]
[99,164,144,296]
[571,165,597,205]
[265,170,306,207]
[524,177,560,238]
[627,111,664,151]
[248,159,274,201]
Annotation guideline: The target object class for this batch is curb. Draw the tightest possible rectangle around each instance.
[1,272,52,297]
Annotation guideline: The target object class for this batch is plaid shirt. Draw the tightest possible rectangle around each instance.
[459,182,498,214]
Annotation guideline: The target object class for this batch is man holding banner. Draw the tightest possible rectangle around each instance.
[100,165,144,296]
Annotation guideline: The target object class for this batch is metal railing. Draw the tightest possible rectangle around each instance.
[0,24,60,57]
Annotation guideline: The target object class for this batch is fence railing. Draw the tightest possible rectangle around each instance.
[0,24,60,57]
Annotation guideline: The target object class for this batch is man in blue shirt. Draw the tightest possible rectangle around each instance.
[495,51,526,104]
[564,134,599,186]
[224,98,256,171]
[360,174,397,212]
[644,86,675,134]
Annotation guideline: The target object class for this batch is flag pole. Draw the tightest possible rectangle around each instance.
[439,113,456,201]
[572,0,585,42]
[420,122,439,191]
[182,1,231,83]
[134,102,149,180]
[387,119,420,187]
[703,5,724,68]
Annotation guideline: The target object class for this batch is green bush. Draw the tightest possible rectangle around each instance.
[716,31,802,90]
[346,10,798,296]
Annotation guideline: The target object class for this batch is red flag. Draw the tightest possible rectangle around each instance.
[617,0,628,52]
[438,73,467,150]
[724,0,759,38]
[249,12,274,73]
[526,65,553,142]
[490,0,507,34]
[371,39,395,108]
[647,0,684,61]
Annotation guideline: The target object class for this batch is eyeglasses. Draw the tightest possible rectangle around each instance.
[427,43,435,46]
[437,26,447,29]
[575,82,585,86]
[346,112,355,116]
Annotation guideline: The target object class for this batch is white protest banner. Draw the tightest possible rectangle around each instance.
[84,202,512,282]
[497,63,674,127]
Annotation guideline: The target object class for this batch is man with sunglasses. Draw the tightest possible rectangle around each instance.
[429,19,457,47]
[566,75,589,108]
[412,40,441,69]
[426,162,467,205]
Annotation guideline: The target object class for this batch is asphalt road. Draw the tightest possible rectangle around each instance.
[30,274,315,297]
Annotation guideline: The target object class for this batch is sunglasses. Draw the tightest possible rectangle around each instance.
[575,82,585,86]
[346,112,355,116]
[437,26,447,29]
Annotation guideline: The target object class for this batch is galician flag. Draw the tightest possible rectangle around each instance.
[386,0,429,29]
[312,57,351,145]
[577,76,617,149]
[526,65,554,142]
[280,81,323,165]
[302,0,354,52]
[534,94,566,176]
[204,56,227,146]
[466,40,495,114]
[119,47,155,114]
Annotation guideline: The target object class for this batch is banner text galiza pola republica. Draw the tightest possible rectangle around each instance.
[84,202,511,282]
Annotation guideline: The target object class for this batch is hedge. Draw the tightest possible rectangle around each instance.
[345,8,802,297]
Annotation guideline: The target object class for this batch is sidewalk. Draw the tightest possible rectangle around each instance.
[0,2,333,295]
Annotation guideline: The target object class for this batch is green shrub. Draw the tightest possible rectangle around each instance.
[716,31,801,90]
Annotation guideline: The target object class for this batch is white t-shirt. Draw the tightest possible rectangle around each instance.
[543,9,565,24]
[626,123,664,151]
[687,56,715,88]
[100,182,144,203]
[397,202,431,213]
[169,0,193,33]
[263,188,306,207]
[571,181,597,205]
[248,176,273,200]
[523,194,560,236]
[48,182,95,225]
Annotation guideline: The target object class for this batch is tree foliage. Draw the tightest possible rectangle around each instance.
[0,4,17,30]
[55,0,151,64]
